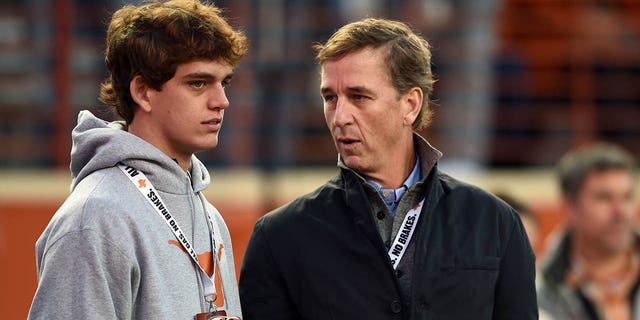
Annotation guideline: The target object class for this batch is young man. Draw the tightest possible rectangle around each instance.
[239,18,537,319]
[538,143,639,320]
[28,1,247,319]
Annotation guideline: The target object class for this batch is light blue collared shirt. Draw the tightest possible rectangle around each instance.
[367,156,421,217]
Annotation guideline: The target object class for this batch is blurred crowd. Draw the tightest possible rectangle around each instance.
[1,0,640,169]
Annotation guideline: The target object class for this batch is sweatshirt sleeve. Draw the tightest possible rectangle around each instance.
[28,229,138,320]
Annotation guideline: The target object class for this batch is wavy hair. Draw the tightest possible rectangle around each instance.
[99,0,248,123]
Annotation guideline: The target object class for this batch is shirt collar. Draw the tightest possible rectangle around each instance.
[365,154,421,205]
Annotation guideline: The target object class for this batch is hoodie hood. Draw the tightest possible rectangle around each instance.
[69,110,210,193]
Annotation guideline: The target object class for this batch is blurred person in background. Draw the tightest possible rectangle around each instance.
[538,143,639,320]
[239,17,537,320]
[28,0,247,319]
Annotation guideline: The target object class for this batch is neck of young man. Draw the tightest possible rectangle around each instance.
[127,122,192,172]
[172,155,192,172]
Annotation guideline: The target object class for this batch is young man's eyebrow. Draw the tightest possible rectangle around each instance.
[183,72,214,79]
[182,72,234,80]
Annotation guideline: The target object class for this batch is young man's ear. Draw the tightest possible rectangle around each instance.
[402,87,423,127]
[130,75,153,112]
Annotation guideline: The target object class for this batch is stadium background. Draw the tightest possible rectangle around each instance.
[1,0,639,318]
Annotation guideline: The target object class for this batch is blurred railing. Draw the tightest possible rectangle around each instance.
[1,0,639,170]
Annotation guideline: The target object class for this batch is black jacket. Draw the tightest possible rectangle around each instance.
[239,166,538,319]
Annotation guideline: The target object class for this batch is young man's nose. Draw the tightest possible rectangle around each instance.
[208,85,229,110]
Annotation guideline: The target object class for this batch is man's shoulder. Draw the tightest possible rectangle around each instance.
[434,170,518,221]
[437,171,503,203]
[256,178,343,226]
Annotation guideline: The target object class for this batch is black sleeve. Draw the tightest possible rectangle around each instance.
[239,218,298,320]
[493,210,539,320]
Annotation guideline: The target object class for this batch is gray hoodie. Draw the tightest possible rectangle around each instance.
[28,110,242,319]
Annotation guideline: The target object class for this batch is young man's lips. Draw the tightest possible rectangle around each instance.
[202,119,222,129]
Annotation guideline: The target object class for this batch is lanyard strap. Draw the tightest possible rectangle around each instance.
[117,163,217,298]
[388,199,424,269]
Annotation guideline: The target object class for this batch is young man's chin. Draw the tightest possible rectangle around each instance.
[206,134,221,148]
[193,140,220,153]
